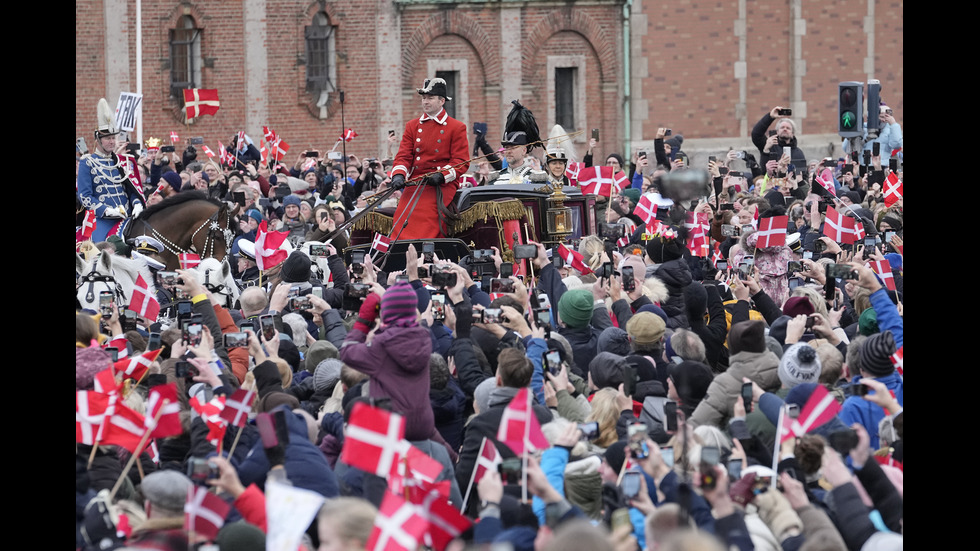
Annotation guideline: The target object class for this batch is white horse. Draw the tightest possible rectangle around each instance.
[191,257,241,309]
[76,251,158,317]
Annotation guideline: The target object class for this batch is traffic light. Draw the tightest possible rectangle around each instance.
[865,80,881,137]
[838,81,863,138]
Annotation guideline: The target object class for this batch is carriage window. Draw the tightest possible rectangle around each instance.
[170,15,202,99]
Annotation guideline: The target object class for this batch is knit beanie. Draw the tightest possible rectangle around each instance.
[597,327,631,356]
[588,352,629,390]
[880,214,903,231]
[665,135,684,151]
[782,296,815,317]
[76,346,112,390]
[381,282,419,327]
[859,331,896,377]
[626,312,666,347]
[305,340,339,372]
[217,521,265,551]
[765,336,784,360]
[314,358,343,393]
[646,234,684,263]
[604,440,628,474]
[280,251,311,283]
[728,320,767,355]
[636,304,669,325]
[858,308,879,336]
[778,343,822,388]
[282,194,302,207]
[161,171,182,193]
[246,208,264,223]
[768,315,790,345]
[253,361,284,397]
[558,289,594,328]
[621,188,642,209]
[257,391,300,413]
[278,339,301,372]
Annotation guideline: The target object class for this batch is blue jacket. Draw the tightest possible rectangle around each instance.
[839,371,903,449]
[842,122,903,155]
[524,336,548,406]
[532,446,569,525]
[869,289,903,348]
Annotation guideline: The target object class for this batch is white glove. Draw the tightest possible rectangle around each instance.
[131,203,144,218]
[102,206,124,219]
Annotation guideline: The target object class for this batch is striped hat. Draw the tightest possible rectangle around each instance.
[381,282,419,327]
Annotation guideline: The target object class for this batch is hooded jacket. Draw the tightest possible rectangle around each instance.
[339,325,437,441]
[652,259,693,329]
[689,349,781,429]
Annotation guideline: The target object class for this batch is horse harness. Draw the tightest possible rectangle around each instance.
[79,269,125,305]
[139,207,232,259]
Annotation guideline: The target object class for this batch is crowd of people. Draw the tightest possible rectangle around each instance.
[76,85,903,551]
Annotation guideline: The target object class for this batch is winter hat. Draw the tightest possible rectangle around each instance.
[621,255,647,288]
[588,352,630,390]
[626,312,666,347]
[141,470,193,515]
[683,282,708,322]
[665,135,684,152]
[278,339,301,372]
[217,521,265,551]
[76,346,112,390]
[728,320,767,355]
[636,304,670,325]
[858,308,879,336]
[597,327,631,356]
[282,194,302,207]
[778,343,822,388]
[474,377,497,413]
[621,188,642,209]
[766,336,785,360]
[558,289,594,329]
[253,361,284,397]
[859,331,896,377]
[381,282,419,327]
[605,153,625,169]
[280,251,312,283]
[782,296,815,317]
[668,361,714,415]
[314,358,343,393]
[880,214,903,231]
[768,315,790,345]
[842,191,862,205]
[257,391,300,413]
[625,355,657,382]
[246,208,264,223]
[603,440,628,474]
[646,234,684,263]
[161,171,182,193]
[304,340,339,372]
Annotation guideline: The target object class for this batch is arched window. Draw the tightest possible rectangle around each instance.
[305,12,336,94]
[170,15,202,98]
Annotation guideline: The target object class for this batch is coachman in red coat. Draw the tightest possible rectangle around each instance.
[389,78,470,240]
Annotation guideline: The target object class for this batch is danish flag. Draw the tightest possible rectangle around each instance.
[259,140,269,166]
[416,487,472,551]
[756,215,788,248]
[76,391,110,445]
[891,345,903,376]
[613,170,630,191]
[473,437,502,487]
[779,385,840,444]
[342,402,406,477]
[617,220,637,248]
[218,141,230,165]
[145,383,183,438]
[179,253,202,270]
[237,131,247,154]
[341,128,358,142]
[883,173,903,207]
[182,89,220,120]
[220,388,256,428]
[113,348,162,382]
[814,168,837,198]
[557,243,593,275]
[685,212,709,258]
[128,274,160,321]
[101,401,148,453]
[711,242,724,268]
[263,126,277,143]
[190,395,228,445]
[271,136,290,161]
[367,491,429,551]
[184,485,230,541]
[823,206,857,244]
[255,221,289,271]
[372,233,391,253]
[497,387,549,455]
[169,131,179,143]
[202,145,215,158]
[578,165,617,197]
[870,259,896,291]
[565,161,584,186]
[389,442,445,497]
[80,210,97,241]
[633,193,659,226]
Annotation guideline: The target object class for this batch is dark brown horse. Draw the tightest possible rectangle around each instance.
[125,191,231,270]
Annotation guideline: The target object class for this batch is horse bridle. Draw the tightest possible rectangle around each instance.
[141,206,232,259]
[78,270,124,305]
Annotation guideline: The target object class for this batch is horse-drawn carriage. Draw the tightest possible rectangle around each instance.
[347,184,598,271]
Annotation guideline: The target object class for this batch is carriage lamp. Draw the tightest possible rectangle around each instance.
[545,184,574,242]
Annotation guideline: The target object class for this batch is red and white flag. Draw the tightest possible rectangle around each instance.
[101,402,147,453]
[341,128,358,142]
[271,136,290,161]
[259,139,269,166]
[557,243,593,275]
[184,485,230,541]
[237,131,247,154]
[93,367,120,395]
[80,210,97,241]
[779,385,841,444]
[367,491,429,551]
[711,242,724,268]
[685,212,710,258]
[883,173,903,207]
[146,384,183,438]
[814,168,837,198]
[182,89,220,120]
[128,274,160,321]
[202,145,215,158]
[613,170,630,191]
[341,402,406,477]
[218,142,230,165]
[823,206,854,244]
[372,233,391,254]
[870,259,896,291]
[458,174,478,187]
[578,165,617,197]
[416,488,472,551]
[390,442,445,496]
[76,391,110,445]
[220,388,256,428]
[113,348,162,382]
[179,253,202,270]
[497,387,549,455]
[190,395,228,445]
[169,131,179,143]
[891,345,903,376]
[617,219,637,248]
[474,437,502,486]
[263,126,277,143]
[254,221,289,271]
[756,215,788,248]
[565,161,584,186]
[633,193,659,226]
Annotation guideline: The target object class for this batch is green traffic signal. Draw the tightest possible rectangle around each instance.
[841,111,857,129]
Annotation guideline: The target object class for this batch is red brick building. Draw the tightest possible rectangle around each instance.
[75,0,902,163]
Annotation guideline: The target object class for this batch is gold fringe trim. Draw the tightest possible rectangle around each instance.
[451,199,526,234]
[352,211,394,235]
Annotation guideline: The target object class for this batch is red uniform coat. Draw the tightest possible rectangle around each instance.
[391,108,469,239]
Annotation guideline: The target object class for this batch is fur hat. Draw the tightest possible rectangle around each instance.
[501,100,541,149]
